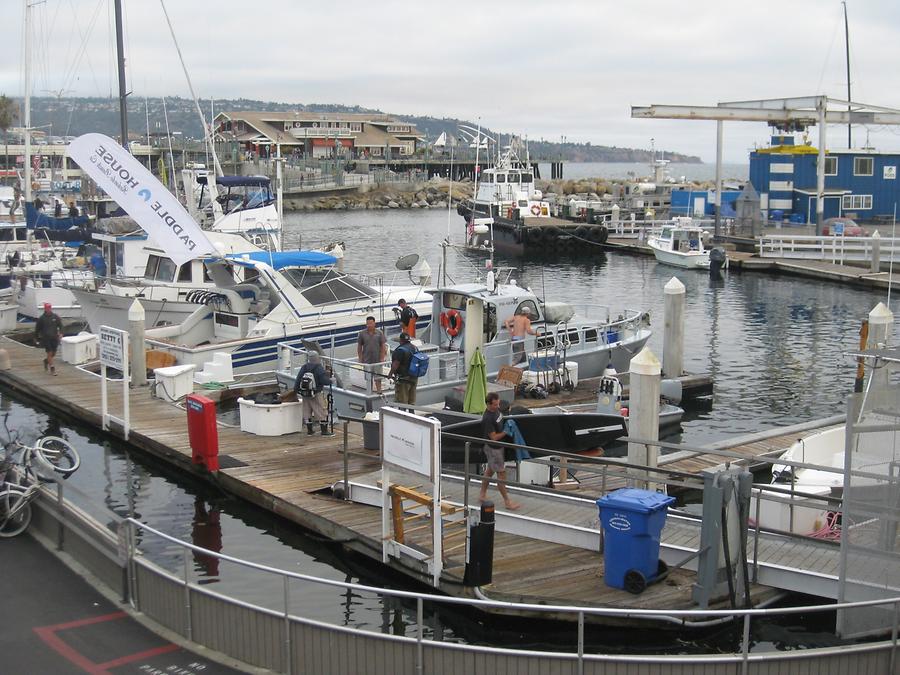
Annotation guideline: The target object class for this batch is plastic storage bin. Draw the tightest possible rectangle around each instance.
[238,398,303,436]
[60,332,98,365]
[597,488,675,593]
[153,364,196,402]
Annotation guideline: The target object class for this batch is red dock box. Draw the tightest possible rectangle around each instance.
[186,394,219,472]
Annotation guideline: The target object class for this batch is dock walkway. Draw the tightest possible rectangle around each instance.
[0,335,845,619]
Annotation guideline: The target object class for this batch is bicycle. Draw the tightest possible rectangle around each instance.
[0,436,81,538]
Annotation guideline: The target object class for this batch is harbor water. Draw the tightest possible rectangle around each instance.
[5,207,891,654]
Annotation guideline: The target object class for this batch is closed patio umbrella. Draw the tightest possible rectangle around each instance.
[463,347,488,414]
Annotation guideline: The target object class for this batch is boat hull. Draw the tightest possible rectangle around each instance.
[647,239,711,269]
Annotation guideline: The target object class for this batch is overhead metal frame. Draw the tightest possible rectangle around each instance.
[632,96,900,237]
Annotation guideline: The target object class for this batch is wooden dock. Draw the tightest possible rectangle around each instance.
[0,335,833,621]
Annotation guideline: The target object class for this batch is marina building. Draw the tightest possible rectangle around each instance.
[213,111,426,160]
[749,134,900,223]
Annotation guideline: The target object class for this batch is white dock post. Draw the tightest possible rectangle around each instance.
[868,302,894,390]
[628,347,661,491]
[663,277,685,379]
[870,231,881,274]
[128,298,147,387]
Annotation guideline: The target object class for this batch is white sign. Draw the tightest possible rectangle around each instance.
[382,407,440,480]
[99,326,126,370]
[885,166,897,180]
[68,133,216,267]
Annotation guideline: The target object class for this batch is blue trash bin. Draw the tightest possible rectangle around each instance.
[597,488,675,593]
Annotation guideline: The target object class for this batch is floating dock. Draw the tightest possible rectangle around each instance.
[0,336,845,622]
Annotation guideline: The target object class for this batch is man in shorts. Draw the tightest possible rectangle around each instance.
[477,392,521,510]
[35,302,63,375]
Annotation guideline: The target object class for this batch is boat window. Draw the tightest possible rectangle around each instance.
[177,264,192,282]
[508,173,520,183]
[518,200,528,207]
[661,227,672,238]
[496,174,507,184]
[484,302,497,342]
[584,328,598,343]
[521,174,533,184]
[202,263,212,283]
[442,292,468,311]
[515,299,540,320]
[566,329,580,345]
[144,255,161,280]
[298,269,377,306]
[154,257,177,282]
[483,171,494,183]
[0,227,14,242]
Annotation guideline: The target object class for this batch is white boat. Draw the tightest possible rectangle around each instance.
[139,255,433,375]
[276,271,652,416]
[646,219,718,269]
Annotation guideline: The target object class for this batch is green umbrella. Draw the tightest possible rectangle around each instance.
[463,347,488,414]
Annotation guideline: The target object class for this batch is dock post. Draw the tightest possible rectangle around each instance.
[868,302,894,390]
[628,347,661,491]
[128,299,147,387]
[870,231,881,273]
[662,277,685,379]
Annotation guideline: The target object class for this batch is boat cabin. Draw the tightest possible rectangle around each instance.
[657,225,705,253]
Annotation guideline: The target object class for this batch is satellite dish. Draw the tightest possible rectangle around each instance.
[395,253,420,271]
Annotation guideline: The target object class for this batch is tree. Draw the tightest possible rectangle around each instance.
[0,95,19,186]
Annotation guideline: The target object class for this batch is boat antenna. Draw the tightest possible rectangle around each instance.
[114,0,129,151]
[447,141,454,239]
[843,0,852,148]
[161,97,181,202]
[888,204,897,310]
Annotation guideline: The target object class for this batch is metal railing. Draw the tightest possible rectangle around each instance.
[758,233,896,263]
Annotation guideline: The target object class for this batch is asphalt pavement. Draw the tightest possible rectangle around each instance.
[0,534,248,674]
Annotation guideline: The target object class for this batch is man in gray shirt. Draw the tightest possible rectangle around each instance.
[357,315,387,393]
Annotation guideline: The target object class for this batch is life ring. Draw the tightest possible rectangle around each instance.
[440,309,464,337]
[31,181,40,191]
[530,204,541,216]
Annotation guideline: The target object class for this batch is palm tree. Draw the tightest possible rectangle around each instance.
[0,95,19,186]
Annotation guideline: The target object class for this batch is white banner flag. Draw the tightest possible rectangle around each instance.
[68,133,216,267]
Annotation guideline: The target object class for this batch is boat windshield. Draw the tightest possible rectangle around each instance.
[291,269,378,306]
[144,255,177,282]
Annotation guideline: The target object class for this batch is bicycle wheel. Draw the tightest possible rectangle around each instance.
[35,436,80,476]
[0,486,32,537]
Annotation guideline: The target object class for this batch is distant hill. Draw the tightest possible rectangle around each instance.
[11,96,701,163]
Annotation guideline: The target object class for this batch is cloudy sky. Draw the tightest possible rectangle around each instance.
[4,0,900,162]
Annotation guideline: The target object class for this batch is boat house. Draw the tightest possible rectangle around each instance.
[749,134,900,224]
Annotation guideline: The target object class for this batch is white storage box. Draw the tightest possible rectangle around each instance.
[60,332,98,365]
[520,361,578,388]
[153,364,196,402]
[0,303,17,331]
[238,397,303,436]
[518,459,551,486]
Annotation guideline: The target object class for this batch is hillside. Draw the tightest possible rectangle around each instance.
[11,96,701,163]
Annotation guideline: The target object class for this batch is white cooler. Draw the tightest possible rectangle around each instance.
[238,398,303,436]
[60,332,98,365]
[153,364,196,402]
[521,361,578,388]
[0,303,17,331]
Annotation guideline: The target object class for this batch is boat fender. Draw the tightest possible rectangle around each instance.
[440,309,464,337]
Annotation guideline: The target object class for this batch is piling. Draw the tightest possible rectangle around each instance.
[628,347,661,491]
[662,277,685,379]
[867,302,893,390]
[128,299,147,387]
[870,231,881,274]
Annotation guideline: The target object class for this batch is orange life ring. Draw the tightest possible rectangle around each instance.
[530,204,541,216]
[439,309,464,337]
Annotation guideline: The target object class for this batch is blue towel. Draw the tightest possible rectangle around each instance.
[503,418,531,460]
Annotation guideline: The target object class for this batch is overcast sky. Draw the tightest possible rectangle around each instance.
[4,0,900,162]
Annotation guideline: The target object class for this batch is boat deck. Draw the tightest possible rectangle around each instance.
[0,336,848,619]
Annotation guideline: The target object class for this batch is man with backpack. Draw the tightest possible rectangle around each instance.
[293,352,333,436]
[397,298,418,338]
[388,332,426,405]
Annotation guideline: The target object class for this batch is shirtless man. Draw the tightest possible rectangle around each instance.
[504,308,537,364]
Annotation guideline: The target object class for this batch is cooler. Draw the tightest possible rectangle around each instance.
[597,488,675,592]
[60,332,98,365]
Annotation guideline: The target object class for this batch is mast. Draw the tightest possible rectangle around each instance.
[114,0,130,151]
[843,0,851,148]
[23,0,32,204]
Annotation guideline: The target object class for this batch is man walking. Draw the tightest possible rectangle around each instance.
[387,332,418,405]
[35,302,63,375]
[478,392,521,510]
[357,315,387,393]
[292,352,333,436]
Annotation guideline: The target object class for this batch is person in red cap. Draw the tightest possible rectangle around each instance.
[34,302,63,375]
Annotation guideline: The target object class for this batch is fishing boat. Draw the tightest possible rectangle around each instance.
[646,218,720,269]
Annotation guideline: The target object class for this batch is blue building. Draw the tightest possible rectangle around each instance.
[671,189,739,218]
[749,135,900,223]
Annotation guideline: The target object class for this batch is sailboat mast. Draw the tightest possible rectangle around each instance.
[114,0,130,150]
[23,0,32,204]
[843,0,851,148]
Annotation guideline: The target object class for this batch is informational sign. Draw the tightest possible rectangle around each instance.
[68,133,216,267]
[382,407,439,480]
[834,222,845,236]
[99,326,126,370]
[884,166,897,180]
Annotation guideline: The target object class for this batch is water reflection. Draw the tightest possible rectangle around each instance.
[191,497,222,582]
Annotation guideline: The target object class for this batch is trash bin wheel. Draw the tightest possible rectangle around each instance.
[656,559,668,578]
[624,569,647,594]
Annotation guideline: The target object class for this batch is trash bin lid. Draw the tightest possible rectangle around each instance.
[597,488,675,514]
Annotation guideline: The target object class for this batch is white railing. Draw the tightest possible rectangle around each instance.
[758,234,899,264]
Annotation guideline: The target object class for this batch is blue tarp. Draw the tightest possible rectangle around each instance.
[24,203,91,230]
[217,175,270,188]
[224,250,337,269]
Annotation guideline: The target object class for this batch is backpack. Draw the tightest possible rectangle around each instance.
[298,370,317,397]
[406,350,429,378]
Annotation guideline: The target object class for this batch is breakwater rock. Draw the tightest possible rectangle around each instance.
[284,180,474,212]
